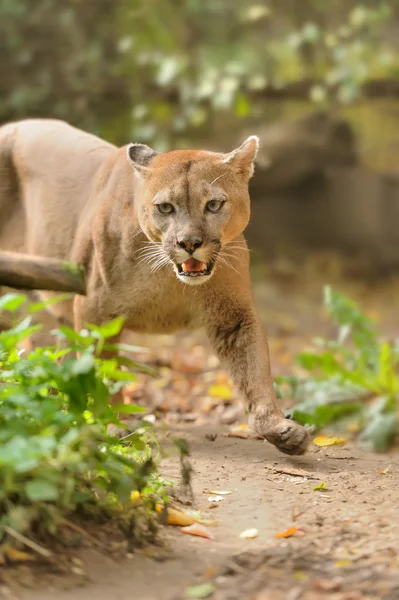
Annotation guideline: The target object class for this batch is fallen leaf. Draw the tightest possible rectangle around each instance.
[156,505,197,527]
[206,490,232,495]
[204,566,217,578]
[231,423,248,431]
[208,384,232,400]
[198,520,218,526]
[313,435,347,447]
[239,528,259,539]
[181,523,214,540]
[275,527,298,538]
[207,495,224,502]
[185,582,216,598]
[313,578,341,591]
[208,503,219,509]
[334,559,352,568]
[313,481,327,491]
[267,466,313,478]
[223,432,263,440]
[293,571,308,581]
[346,421,362,433]
[4,547,35,563]
[379,465,392,475]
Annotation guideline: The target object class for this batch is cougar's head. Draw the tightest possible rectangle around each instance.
[127,136,259,285]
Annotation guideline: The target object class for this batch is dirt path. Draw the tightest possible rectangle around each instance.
[4,263,399,600]
[7,425,399,600]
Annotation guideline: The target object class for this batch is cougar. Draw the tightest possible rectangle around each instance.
[0,119,309,455]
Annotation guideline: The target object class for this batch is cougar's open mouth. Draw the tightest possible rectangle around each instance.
[176,257,215,278]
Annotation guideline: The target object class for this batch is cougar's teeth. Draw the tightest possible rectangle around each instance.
[182,259,206,273]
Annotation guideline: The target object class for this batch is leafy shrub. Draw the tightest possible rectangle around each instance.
[0,293,167,543]
[275,287,399,452]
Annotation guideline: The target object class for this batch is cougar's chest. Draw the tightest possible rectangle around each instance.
[114,268,201,334]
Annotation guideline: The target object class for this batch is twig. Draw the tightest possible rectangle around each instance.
[4,526,52,558]
[60,519,108,551]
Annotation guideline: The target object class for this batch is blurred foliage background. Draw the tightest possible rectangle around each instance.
[1,0,399,163]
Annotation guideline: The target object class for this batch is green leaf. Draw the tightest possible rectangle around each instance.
[71,353,95,375]
[87,316,125,339]
[90,378,111,416]
[313,403,362,427]
[288,409,317,427]
[25,479,59,501]
[113,403,146,414]
[302,22,320,43]
[103,342,149,354]
[185,583,216,599]
[359,412,397,453]
[56,325,92,345]
[28,293,72,313]
[313,481,327,491]
[0,293,26,313]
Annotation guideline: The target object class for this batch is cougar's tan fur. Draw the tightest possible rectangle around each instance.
[0,119,309,455]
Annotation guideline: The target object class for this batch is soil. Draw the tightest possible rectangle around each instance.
[2,256,399,600]
[4,430,399,600]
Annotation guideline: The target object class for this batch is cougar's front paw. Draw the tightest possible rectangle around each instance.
[248,409,309,456]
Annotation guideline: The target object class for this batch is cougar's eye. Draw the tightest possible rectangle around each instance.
[206,199,224,213]
[157,203,174,215]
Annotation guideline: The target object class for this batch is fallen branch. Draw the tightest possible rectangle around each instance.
[4,526,52,559]
[0,251,86,295]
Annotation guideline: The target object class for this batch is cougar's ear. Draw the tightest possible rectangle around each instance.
[127,143,159,179]
[222,135,260,181]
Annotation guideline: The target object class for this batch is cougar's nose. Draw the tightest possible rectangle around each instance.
[177,238,203,254]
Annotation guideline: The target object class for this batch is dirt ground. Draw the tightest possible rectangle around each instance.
[5,429,399,600]
[2,257,399,600]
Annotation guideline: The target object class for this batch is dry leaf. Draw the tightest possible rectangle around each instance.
[239,528,259,539]
[313,578,341,592]
[293,571,308,581]
[313,435,347,447]
[208,384,232,400]
[206,490,232,495]
[4,547,35,563]
[275,527,298,539]
[181,523,214,540]
[185,583,216,598]
[198,519,218,526]
[334,559,352,568]
[268,466,312,478]
[379,465,392,475]
[223,431,263,440]
[155,505,197,527]
[346,421,362,433]
[232,423,248,431]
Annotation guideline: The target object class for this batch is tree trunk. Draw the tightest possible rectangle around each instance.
[0,251,86,295]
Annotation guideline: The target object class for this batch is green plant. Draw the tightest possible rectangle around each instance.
[289,3,394,105]
[275,287,399,452]
[1,1,398,147]
[0,292,168,546]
